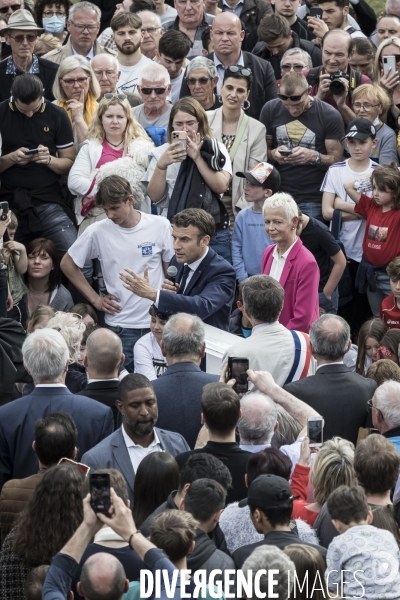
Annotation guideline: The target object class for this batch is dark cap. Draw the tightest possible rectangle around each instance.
[236,162,281,193]
[345,118,376,140]
[238,474,295,510]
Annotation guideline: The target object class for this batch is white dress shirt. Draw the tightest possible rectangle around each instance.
[269,239,298,283]
[121,424,162,473]
[316,361,344,371]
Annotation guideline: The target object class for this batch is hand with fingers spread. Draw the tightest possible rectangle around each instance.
[186,132,203,162]
[119,266,157,301]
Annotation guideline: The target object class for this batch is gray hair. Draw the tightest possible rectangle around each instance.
[263,192,298,222]
[139,62,170,85]
[386,0,400,13]
[242,275,284,324]
[242,545,295,600]
[374,380,400,429]
[280,48,312,69]
[309,314,350,361]
[162,313,205,358]
[23,329,69,382]
[137,10,162,27]
[238,393,278,445]
[186,56,217,79]
[90,54,119,71]
[52,55,101,101]
[69,1,101,21]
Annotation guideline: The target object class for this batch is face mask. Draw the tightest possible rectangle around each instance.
[372,116,380,127]
[42,15,66,34]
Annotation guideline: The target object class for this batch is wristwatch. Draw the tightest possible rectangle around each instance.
[314,152,321,165]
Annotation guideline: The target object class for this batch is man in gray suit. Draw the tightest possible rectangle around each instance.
[82,374,190,505]
[152,313,219,449]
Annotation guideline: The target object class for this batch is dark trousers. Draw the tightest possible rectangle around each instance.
[338,258,372,341]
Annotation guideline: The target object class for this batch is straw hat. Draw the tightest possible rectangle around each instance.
[0,9,44,35]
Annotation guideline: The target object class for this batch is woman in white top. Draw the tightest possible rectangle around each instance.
[134,305,170,380]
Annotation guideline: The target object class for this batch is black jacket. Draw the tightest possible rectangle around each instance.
[218,0,272,31]
[77,379,121,427]
[253,32,322,80]
[180,51,277,120]
[0,56,58,102]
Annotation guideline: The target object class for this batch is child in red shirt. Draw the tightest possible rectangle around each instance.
[380,257,400,329]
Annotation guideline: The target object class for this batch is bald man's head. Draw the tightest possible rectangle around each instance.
[238,393,278,445]
[210,12,244,57]
[85,328,124,377]
[161,312,205,361]
[78,553,128,600]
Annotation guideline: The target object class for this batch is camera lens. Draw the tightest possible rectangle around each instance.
[329,79,344,95]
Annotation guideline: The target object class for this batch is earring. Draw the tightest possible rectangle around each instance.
[217,94,222,104]
[242,99,251,111]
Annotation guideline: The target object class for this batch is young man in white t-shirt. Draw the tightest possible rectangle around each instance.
[321,117,378,332]
[61,175,174,373]
[111,11,152,94]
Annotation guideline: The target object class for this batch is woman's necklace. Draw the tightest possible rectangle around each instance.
[105,138,123,148]
[28,289,49,312]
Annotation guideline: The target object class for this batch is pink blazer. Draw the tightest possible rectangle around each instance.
[261,237,320,334]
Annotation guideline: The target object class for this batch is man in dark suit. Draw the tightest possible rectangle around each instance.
[179,12,277,120]
[283,314,376,445]
[153,313,219,448]
[82,373,190,505]
[120,208,236,332]
[77,328,125,427]
[0,329,114,491]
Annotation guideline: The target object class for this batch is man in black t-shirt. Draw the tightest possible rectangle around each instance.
[0,73,76,254]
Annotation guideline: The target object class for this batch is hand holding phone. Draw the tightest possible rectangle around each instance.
[383,56,397,76]
[309,6,322,18]
[172,130,188,149]
[307,417,323,447]
[228,357,249,394]
[0,202,9,221]
[24,148,39,155]
[90,473,111,514]
[279,149,292,156]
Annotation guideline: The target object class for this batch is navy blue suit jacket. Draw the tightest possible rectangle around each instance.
[0,386,114,491]
[157,247,236,331]
[152,362,219,449]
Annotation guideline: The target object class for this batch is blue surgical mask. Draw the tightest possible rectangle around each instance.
[42,15,66,34]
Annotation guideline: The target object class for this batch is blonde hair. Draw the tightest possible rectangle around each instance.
[374,37,400,83]
[87,96,150,149]
[46,312,86,363]
[310,437,356,506]
[26,305,56,335]
[352,83,391,115]
[52,55,101,102]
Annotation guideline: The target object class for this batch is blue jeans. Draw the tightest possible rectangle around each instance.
[319,288,339,314]
[297,202,324,223]
[15,203,77,256]
[367,271,392,317]
[106,325,150,373]
[210,228,232,264]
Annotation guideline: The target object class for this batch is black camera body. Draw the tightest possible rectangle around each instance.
[329,71,350,95]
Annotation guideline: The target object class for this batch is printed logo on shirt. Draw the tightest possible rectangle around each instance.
[387,319,400,325]
[153,360,167,378]
[367,224,388,247]
[137,242,156,256]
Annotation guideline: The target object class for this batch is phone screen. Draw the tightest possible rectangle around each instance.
[90,473,111,514]
[308,419,323,446]
[0,202,9,221]
[228,358,249,393]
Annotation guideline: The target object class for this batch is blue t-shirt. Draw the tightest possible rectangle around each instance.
[232,206,272,282]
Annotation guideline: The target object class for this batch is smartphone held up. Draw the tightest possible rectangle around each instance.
[228,357,249,394]
[90,472,111,514]
[307,417,323,448]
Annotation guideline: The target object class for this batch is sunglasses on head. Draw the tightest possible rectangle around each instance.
[140,87,167,95]
[226,66,252,77]
[278,90,307,102]
[104,93,127,100]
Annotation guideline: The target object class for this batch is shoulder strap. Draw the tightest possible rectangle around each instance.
[348,68,362,99]
[285,330,312,385]
[229,114,249,162]
[305,66,322,87]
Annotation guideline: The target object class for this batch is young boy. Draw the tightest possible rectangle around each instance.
[4,211,28,324]
[326,485,400,599]
[381,256,400,328]
[232,163,280,285]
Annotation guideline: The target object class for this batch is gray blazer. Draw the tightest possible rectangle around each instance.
[81,427,190,505]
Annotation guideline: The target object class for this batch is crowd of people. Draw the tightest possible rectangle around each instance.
[1,0,400,597]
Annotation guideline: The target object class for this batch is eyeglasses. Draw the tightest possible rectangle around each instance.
[140,87,167,95]
[69,20,99,31]
[186,76,212,85]
[278,89,308,102]
[9,33,37,43]
[0,3,21,13]
[142,27,161,34]
[43,10,66,17]
[104,92,127,100]
[367,399,384,419]
[61,76,90,86]
[226,66,252,77]
[353,102,380,111]
[281,63,306,73]
[93,70,118,78]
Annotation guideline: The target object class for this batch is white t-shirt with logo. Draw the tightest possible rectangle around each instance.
[134,331,167,380]
[321,159,377,262]
[68,213,174,328]
[117,55,153,94]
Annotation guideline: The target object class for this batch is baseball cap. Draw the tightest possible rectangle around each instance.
[345,118,376,140]
[238,474,296,510]
[236,162,281,193]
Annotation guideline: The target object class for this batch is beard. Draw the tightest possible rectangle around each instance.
[115,38,141,55]
[123,412,158,437]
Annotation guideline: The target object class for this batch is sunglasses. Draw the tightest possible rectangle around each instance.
[104,93,127,100]
[9,34,37,43]
[0,3,20,12]
[186,76,212,85]
[140,87,166,95]
[226,66,252,77]
[278,89,307,102]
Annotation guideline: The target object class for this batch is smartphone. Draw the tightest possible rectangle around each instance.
[172,130,187,149]
[307,417,323,448]
[228,357,249,394]
[24,148,39,155]
[90,472,111,514]
[279,149,292,156]
[383,56,397,75]
[309,6,323,18]
[0,201,9,221]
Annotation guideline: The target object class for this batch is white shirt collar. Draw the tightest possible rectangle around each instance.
[88,378,119,383]
[186,246,209,272]
[121,423,160,449]
[252,322,279,331]
[35,383,67,387]
[71,45,95,60]
[214,51,244,69]
[272,238,298,261]
[316,361,344,371]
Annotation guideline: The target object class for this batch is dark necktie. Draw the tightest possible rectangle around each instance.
[178,264,191,294]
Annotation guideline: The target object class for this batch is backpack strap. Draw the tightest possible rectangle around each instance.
[305,66,323,87]
[284,330,312,385]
